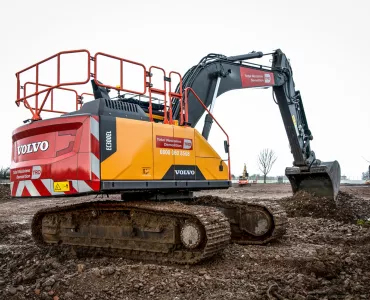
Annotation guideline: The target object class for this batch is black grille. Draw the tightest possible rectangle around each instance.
[104,99,138,112]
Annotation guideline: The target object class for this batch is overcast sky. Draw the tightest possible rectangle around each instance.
[1,0,369,179]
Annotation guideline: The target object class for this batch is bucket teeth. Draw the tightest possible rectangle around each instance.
[285,160,341,200]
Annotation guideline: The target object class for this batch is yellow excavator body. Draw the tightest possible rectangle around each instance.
[101,117,229,181]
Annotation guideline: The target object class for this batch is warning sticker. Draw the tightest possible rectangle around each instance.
[53,181,70,192]
[292,115,297,126]
[292,115,299,136]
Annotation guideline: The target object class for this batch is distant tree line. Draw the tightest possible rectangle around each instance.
[362,170,369,180]
[0,167,10,179]
[231,174,288,181]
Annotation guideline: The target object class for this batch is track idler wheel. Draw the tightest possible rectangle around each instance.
[239,208,272,236]
[180,222,204,249]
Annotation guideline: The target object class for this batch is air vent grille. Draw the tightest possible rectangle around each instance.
[104,100,138,112]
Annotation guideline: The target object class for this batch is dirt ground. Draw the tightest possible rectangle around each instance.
[1,184,370,300]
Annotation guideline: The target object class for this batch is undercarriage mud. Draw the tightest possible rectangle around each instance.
[31,200,231,265]
[189,195,288,245]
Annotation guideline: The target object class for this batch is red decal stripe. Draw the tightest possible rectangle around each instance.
[12,181,19,196]
[32,180,52,196]
[21,186,31,197]
[85,179,100,191]
[91,134,100,159]
[91,172,99,181]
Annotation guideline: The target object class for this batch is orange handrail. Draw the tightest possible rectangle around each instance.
[15,49,183,123]
[16,49,91,120]
[94,52,147,95]
[148,66,167,123]
[169,71,182,125]
[23,82,81,113]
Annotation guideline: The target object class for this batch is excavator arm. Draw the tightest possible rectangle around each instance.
[172,49,341,199]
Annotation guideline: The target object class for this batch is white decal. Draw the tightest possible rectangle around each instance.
[264,73,271,83]
[244,74,264,83]
[175,170,195,176]
[105,131,112,151]
[159,149,190,156]
[183,139,192,150]
[17,141,49,156]
[31,166,42,179]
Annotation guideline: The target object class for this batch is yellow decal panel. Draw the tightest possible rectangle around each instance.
[53,181,70,192]
[101,118,154,180]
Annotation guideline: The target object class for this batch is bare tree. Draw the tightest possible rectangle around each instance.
[257,149,277,183]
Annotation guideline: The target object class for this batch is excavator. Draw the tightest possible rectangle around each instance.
[10,48,341,264]
[238,163,251,187]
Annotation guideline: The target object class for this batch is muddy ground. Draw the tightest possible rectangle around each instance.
[1,184,370,300]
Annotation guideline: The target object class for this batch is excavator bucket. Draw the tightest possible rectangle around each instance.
[285,161,341,200]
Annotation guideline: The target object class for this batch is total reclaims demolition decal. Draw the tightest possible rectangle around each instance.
[11,166,42,181]
[240,68,275,88]
[156,135,193,156]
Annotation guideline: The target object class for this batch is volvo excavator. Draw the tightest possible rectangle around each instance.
[10,48,341,264]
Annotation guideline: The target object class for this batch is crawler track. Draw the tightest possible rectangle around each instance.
[31,200,231,265]
[190,195,288,245]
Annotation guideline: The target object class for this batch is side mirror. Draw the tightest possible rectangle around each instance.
[224,140,229,153]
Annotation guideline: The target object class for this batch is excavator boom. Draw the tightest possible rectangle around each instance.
[172,49,341,200]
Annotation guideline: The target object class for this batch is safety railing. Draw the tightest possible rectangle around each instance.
[23,82,83,114]
[93,52,147,95]
[148,66,167,123]
[16,49,91,120]
[183,87,231,180]
[15,49,184,123]
[168,71,183,125]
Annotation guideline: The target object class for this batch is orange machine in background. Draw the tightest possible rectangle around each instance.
[238,163,251,186]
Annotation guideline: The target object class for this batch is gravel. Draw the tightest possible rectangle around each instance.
[0,184,370,299]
